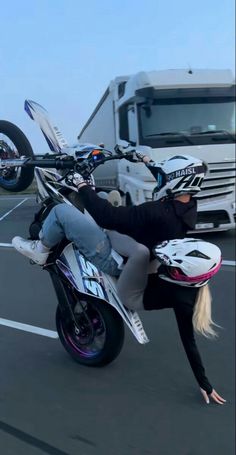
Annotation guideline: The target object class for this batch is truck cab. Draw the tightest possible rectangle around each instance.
[78,69,236,232]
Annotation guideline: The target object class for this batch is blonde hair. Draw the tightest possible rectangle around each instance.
[193,284,220,338]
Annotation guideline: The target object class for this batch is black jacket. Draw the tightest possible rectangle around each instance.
[144,272,212,393]
[80,186,197,252]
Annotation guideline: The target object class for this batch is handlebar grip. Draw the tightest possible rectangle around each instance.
[23,158,75,169]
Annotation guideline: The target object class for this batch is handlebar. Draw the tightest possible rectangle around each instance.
[0,149,139,177]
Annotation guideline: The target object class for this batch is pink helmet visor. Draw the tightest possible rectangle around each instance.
[169,258,222,283]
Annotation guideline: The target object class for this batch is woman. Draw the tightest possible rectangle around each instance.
[143,237,226,405]
[12,153,207,311]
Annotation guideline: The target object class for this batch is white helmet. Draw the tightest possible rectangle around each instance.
[153,238,222,287]
[151,155,207,201]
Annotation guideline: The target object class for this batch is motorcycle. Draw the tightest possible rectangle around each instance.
[0,100,149,366]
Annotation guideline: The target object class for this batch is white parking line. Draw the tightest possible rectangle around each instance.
[0,243,14,247]
[0,242,236,265]
[0,198,28,221]
[0,196,34,200]
[222,260,236,266]
[0,318,58,339]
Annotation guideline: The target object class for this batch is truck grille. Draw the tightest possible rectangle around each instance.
[195,160,236,201]
[196,210,230,225]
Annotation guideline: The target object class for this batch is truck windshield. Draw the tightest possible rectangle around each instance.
[138,96,235,148]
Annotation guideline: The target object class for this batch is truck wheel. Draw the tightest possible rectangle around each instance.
[0,120,34,192]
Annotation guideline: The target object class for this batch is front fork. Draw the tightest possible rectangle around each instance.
[46,264,82,333]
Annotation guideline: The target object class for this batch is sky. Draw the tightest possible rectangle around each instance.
[0,0,235,154]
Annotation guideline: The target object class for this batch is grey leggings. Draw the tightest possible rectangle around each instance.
[40,203,149,310]
[108,231,150,310]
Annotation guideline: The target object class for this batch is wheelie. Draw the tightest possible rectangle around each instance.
[0,100,226,404]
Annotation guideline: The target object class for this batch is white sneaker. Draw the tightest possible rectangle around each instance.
[12,236,50,265]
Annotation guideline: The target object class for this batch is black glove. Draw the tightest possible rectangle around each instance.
[124,151,146,163]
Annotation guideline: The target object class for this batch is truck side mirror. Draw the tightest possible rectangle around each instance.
[142,105,152,118]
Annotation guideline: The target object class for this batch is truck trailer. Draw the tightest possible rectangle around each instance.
[78,69,236,232]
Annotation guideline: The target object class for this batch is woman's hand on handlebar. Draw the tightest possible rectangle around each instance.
[65,171,95,190]
[124,151,151,163]
[114,144,151,163]
[136,152,152,163]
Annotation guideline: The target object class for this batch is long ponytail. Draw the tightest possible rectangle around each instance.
[193,284,220,338]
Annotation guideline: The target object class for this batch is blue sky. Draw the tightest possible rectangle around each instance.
[0,0,235,153]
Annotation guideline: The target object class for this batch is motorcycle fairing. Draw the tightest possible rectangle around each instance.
[58,243,149,345]
[24,99,102,160]
[24,100,68,152]
[34,167,74,204]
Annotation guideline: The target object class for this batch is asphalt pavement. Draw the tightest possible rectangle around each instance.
[0,194,235,455]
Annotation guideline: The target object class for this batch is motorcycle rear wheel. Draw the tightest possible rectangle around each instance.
[0,120,34,192]
[56,298,125,367]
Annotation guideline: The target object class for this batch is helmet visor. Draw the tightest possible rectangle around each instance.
[155,168,166,191]
[169,259,222,284]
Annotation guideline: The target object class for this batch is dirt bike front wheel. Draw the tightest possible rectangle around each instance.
[0,120,34,192]
[56,297,125,367]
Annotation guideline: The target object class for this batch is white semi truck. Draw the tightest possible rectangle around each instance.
[78,69,236,232]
